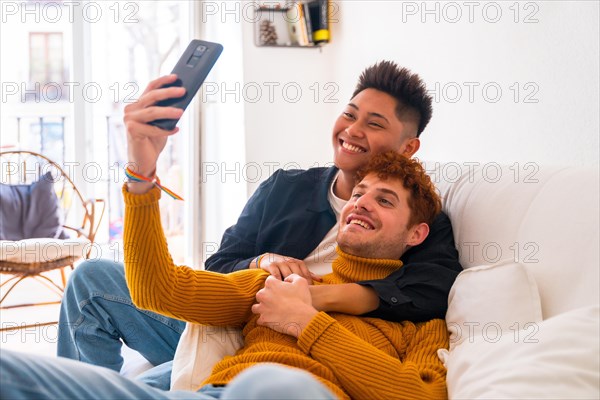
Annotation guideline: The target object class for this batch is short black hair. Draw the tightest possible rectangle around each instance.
[352,61,433,137]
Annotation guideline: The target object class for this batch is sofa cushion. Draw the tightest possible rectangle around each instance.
[445,260,543,351]
[514,167,600,318]
[440,305,599,399]
[429,162,599,319]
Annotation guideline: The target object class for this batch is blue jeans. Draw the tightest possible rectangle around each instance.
[58,259,185,388]
[0,350,337,399]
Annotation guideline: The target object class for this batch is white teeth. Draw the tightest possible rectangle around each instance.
[342,141,365,153]
[350,219,373,230]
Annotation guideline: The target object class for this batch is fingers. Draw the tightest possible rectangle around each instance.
[141,74,179,96]
[267,262,312,284]
[125,86,185,116]
[295,261,314,284]
[263,275,280,287]
[253,286,268,311]
[264,265,283,281]
[251,302,267,327]
[126,105,184,126]
[137,86,186,110]
[284,273,303,283]
[258,253,316,283]
[276,263,293,279]
[124,102,183,142]
[124,75,186,125]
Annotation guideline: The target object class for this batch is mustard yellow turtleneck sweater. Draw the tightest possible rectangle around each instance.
[123,186,449,400]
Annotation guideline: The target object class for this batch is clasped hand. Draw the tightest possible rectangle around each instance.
[252,274,319,338]
[253,253,322,284]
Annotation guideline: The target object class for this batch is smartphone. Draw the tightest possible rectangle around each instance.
[149,40,223,130]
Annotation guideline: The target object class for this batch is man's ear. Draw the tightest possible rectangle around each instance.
[402,137,420,158]
[406,222,429,247]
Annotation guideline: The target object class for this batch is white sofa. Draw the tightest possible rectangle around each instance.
[430,161,599,398]
[125,162,600,398]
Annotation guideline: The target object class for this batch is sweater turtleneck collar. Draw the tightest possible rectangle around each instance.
[328,246,404,284]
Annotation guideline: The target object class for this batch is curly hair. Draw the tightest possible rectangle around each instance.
[355,151,441,227]
[352,61,433,137]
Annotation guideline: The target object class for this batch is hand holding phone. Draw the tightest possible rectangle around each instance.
[149,39,223,130]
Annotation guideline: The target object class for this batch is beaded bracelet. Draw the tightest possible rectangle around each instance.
[125,167,184,201]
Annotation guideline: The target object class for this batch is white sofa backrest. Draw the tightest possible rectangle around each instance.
[426,162,599,319]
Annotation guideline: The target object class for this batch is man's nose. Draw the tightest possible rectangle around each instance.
[354,194,373,211]
[345,124,364,138]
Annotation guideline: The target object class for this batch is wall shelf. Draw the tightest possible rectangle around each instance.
[254,1,331,48]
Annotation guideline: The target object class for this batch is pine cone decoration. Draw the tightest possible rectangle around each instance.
[259,20,278,45]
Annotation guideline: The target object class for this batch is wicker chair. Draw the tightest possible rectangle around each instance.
[0,150,105,330]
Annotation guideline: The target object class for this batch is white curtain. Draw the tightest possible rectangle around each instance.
[198,2,247,264]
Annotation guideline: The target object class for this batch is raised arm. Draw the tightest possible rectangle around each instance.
[122,75,273,326]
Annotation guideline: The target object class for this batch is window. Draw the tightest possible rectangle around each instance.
[29,118,66,164]
[29,32,65,86]
[1,1,197,263]
[86,2,195,263]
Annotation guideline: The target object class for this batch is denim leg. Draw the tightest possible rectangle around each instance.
[0,350,216,400]
[221,364,338,400]
[135,360,174,390]
[58,258,186,372]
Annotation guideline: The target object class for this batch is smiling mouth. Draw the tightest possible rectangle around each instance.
[340,139,366,154]
[348,219,374,230]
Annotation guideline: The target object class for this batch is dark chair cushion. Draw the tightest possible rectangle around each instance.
[0,172,67,240]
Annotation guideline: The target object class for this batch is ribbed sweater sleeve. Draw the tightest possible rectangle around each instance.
[297,312,448,400]
[123,186,269,326]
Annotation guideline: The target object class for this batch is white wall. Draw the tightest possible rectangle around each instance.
[240,0,599,194]
[240,5,341,194]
